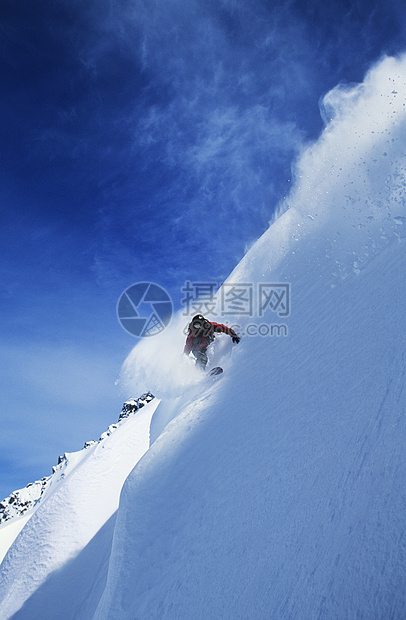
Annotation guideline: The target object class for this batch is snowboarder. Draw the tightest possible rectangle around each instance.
[183,314,240,370]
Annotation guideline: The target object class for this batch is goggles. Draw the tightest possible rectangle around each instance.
[193,321,202,329]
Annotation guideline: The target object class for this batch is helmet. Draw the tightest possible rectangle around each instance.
[192,314,205,323]
[191,314,208,330]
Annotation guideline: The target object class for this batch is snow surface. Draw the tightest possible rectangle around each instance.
[0,443,94,566]
[1,54,406,619]
[0,398,158,619]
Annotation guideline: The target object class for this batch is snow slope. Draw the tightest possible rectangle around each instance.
[0,397,158,619]
[0,393,154,567]
[98,244,406,619]
[0,54,405,619]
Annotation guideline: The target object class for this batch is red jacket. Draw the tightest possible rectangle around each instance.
[184,321,237,354]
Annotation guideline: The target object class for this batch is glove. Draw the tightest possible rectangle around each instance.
[231,334,240,344]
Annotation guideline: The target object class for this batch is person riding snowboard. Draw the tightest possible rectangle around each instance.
[183,314,240,370]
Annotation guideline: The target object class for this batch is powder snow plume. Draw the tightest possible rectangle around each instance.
[271,54,406,235]
[119,308,236,400]
[119,312,203,399]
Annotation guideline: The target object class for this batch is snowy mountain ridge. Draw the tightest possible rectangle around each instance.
[0,393,154,562]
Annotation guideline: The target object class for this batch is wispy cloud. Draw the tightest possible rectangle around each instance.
[90,0,321,283]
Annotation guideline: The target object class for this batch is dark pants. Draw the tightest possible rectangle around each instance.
[192,348,208,370]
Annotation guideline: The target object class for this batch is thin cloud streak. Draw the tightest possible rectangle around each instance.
[92,0,317,283]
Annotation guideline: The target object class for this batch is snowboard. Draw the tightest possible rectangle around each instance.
[209,366,223,376]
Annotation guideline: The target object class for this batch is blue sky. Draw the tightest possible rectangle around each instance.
[1,0,405,500]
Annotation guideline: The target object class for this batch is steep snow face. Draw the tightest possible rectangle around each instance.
[0,449,90,567]
[95,56,406,619]
[0,396,158,619]
[0,393,154,567]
